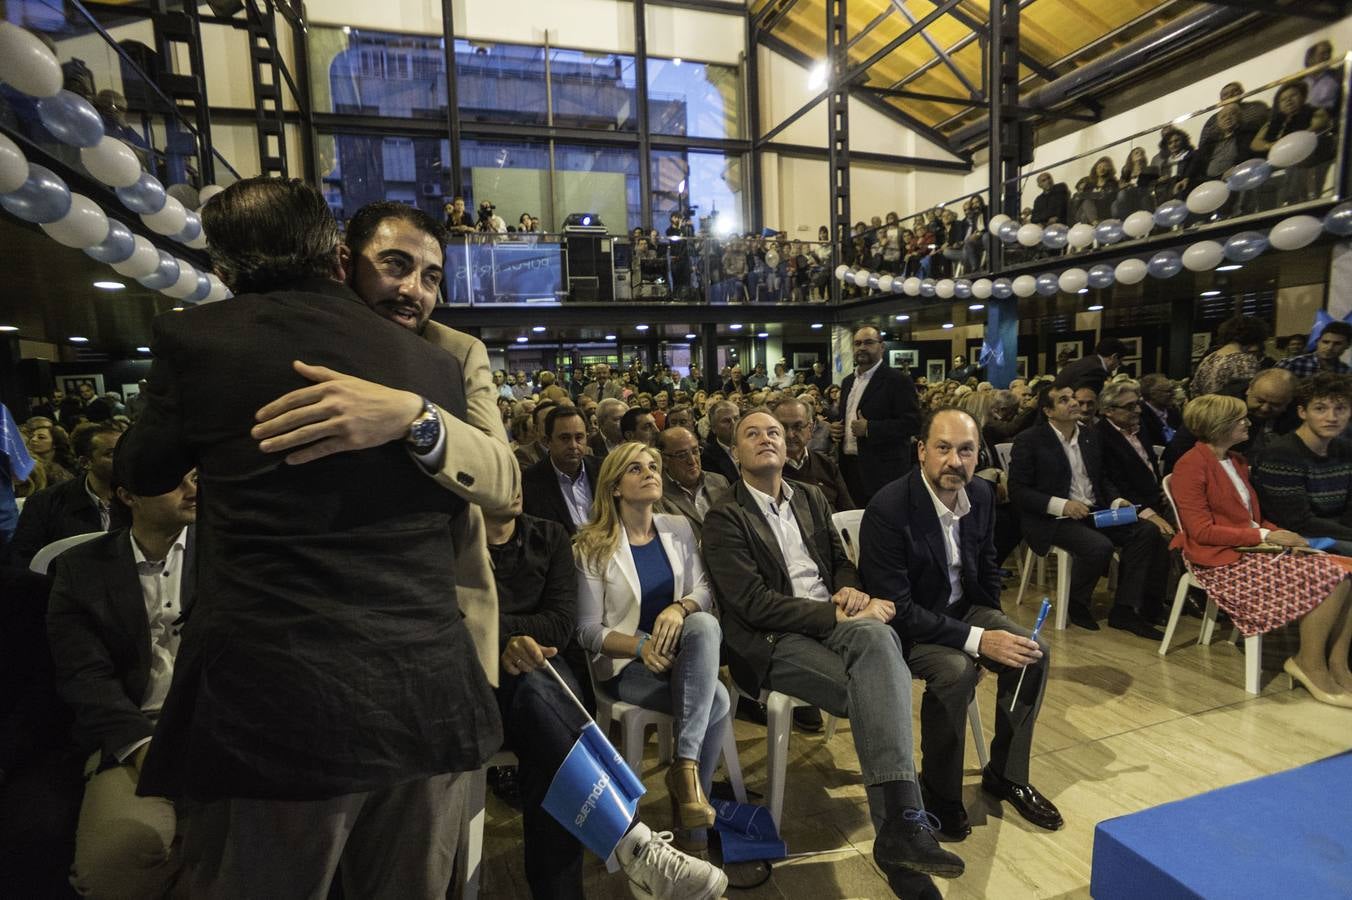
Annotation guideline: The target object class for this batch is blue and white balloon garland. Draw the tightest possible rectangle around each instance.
[0,22,230,305]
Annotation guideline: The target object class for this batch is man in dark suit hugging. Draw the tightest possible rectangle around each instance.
[859,408,1061,843]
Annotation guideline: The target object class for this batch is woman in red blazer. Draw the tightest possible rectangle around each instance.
[1170,395,1352,708]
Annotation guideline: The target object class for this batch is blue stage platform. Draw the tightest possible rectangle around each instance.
[1092,750,1352,899]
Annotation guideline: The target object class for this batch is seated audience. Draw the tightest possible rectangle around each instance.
[1071,157,1118,225]
[21,417,76,491]
[1252,374,1352,554]
[574,443,729,849]
[1169,395,1352,707]
[1009,386,1168,636]
[590,398,628,461]
[699,400,741,484]
[655,427,730,535]
[1096,380,1174,537]
[620,408,660,447]
[772,397,856,512]
[1165,368,1297,472]
[1199,104,1261,213]
[984,388,1036,444]
[1152,127,1203,205]
[1277,321,1352,377]
[1190,315,1271,397]
[1251,81,1318,202]
[512,409,546,470]
[46,460,198,899]
[1056,338,1128,395]
[703,410,965,891]
[523,407,599,535]
[1074,385,1100,427]
[1198,82,1270,147]
[1029,172,1069,227]
[1112,147,1158,220]
[859,408,1060,842]
[8,422,120,567]
[1138,373,1181,448]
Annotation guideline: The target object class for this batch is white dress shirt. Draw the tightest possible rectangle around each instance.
[743,480,832,603]
[553,459,593,528]
[919,475,984,657]
[1046,423,1097,516]
[84,477,111,531]
[118,526,188,761]
[843,359,882,457]
[1219,457,1269,537]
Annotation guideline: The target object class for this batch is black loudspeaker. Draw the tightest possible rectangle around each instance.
[205,0,245,15]
[1000,120,1036,166]
[565,235,614,302]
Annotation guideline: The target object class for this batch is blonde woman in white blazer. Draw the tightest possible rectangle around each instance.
[575,442,729,843]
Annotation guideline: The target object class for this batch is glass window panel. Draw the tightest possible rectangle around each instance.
[456,41,548,126]
[549,49,638,131]
[460,138,552,229]
[646,58,742,139]
[554,144,641,232]
[650,149,744,234]
[318,133,450,223]
[309,26,446,118]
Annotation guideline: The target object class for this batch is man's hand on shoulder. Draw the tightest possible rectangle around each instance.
[252,360,423,464]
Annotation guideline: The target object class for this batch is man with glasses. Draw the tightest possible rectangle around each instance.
[1095,380,1174,538]
[656,427,730,536]
[772,396,855,512]
[835,326,920,506]
[1162,369,1297,473]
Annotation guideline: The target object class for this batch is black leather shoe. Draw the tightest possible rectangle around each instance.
[873,808,966,879]
[1108,609,1164,640]
[886,869,943,900]
[981,766,1063,831]
[1067,604,1100,631]
[735,699,768,726]
[793,706,824,733]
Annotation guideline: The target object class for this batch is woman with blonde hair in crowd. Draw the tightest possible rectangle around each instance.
[574,443,730,846]
[1170,394,1352,707]
[19,416,75,496]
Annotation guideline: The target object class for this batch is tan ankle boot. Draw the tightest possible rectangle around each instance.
[664,759,715,830]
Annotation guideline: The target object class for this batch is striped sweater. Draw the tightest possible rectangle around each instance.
[1250,431,1352,540]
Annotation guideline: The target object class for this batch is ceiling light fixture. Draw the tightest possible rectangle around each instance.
[685,333,696,339]
[1077,288,1089,294]
[532,325,545,332]
[605,334,617,340]
[1200,290,1222,297]
[811,322,824,329]
[1088,303,1104,311]
[136,345,151,353]
[93,280,125,290]
[942,322,954,330]
[1216,264,1242,272]
[729,323,743,330]
[636,323,649,331]
[0,325,17,332]
[895,314,910,322]
[757,331,769,338]
[515,336,528,343]
[968,303,984,311]
[69,336,89,343]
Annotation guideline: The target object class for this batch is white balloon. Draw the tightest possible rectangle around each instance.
[0,132,27,193]
[197,184,225,207]
[0,22,63,98]
[1268,214,1324,251]
[1012,274,1037,298]
[1122,210,1155,239]
[988,213,1011,236]
[1182,240,1225,272]
[110,235,159,278]
[1016,223,1043,247]
[1067,223,1096,249]
[1058,268,1088,293]
[903,277,921,296]
[1186,180,1230,215]
[40,192,109,248]
[162,261,200,299]
[935,279,955,299]
[205,274,230,303]
[764,250,781,268]
[1268,130,1318,169]
[877,274,894,292]
[141,196,187,235]
[187,230,208,250]
[79,137,142,188]
[834,264,849,281]
[1115,258,1148,285]
[970,278,992,300]
[852,269,872,287]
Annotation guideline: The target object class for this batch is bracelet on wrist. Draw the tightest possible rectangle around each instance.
[635,633,650,658]
[672,601,690,618]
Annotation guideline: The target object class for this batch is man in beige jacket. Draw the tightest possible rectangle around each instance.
[251,202,519,684]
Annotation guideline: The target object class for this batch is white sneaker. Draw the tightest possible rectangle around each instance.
[619,823,728,900]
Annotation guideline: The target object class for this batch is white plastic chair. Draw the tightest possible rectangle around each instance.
[1158,475,1262,694]
[1014,544,1072,629]
[29,531,102,574]
[831,509,865,565]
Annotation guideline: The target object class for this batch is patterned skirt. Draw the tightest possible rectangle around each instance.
[1189,552,1347,636]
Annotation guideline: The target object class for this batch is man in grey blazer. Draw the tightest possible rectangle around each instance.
[655,426,730,535]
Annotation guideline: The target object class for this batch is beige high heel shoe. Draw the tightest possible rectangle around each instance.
[664,759,716,830]
[1284,658,1352,708]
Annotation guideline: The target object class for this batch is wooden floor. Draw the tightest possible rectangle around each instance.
[475,585,1352,899]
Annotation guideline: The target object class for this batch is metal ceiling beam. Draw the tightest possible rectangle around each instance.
[862,85,981,106]
[888,0,1038,91]
[752,0,803,32]
[838,0,967,89]
[846,8,894,50]
[940,0,1061,82]
[1198,0,1346,21]
[887,0,983,100]
[762,140,972,172]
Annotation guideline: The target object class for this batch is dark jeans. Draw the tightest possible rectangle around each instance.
[496,660,595,900]
[1043,518,1169,618]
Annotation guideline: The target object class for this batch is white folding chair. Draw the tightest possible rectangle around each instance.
[1013,544,1073,628]
[1158,474,1263,694]
[830,509,865,565]
[29,531,102,574]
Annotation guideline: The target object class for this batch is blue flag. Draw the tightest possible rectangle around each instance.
[711,797,787,863]
[1,405,35,483]
[542,722,646,860]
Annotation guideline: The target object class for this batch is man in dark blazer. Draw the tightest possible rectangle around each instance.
[1054,338,1128,395]
[772,396,855,512]
[1009,385,1168,637]
[523,407,601,535]
[1137,374,1181,451]
[1096,380,1175,537]
[699,400,740,484]
[836,326,921,506]
[116,178,500,897]
[703,410,964,888]
[588,398,627,461]
[859,409,1060,842]
[6,423,120,567]
[655,426,730,535]
[46,460,197,899]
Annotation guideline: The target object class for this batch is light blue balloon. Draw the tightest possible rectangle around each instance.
[1225,158,1272,193]
[1324,201,1352,237]
[1087,263,1115,289]
[185,272,212,304]
[867,273,881,291]
[35,90,105,148]
[116,172,167,214]
[83,218,136,263]
[997,220,1020,244]
[136,251,180,290]
[1147,249,1182,279]
[954,279,972,299]
[1042,223,1069,249]
[991,278,1013,299]
[891,277,905,294]
[1222,230,1269,262]
[1035,272,1060,296]
[0,163,72,223]
[174,210,202,244]
[1154,199,1188,228]
[920,279,937,298]
[1094,218,1124,244]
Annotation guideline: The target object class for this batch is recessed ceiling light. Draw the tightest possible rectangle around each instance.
[757,331,769,338]
[636,323,649,331]
[1217,264,1242,272]
[172,307,185,312]
[0,325,17,332]
[1200,290,1222,297]
[1077,288,1089,294]
[69,336,89,343]
[895,314,910,322]
[93,280,125,290]
[968,303,985,311]
[942,323,954,330]
[136,345,151,353]
[515,336,528,343]
[684,333,697,339]
[1088,304,1104,311]
[729,323,743,330]
[879,331,887,337]
[605,334,617,340]
[532,325,546,332]
[811,322,824,329]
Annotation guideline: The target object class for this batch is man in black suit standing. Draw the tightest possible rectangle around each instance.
[1137,373,1181,451]
[7,422,120,567]
[523,407,601,535]
[859,409,1061,842]
[46,455,197,899]
[1008,385,1168,637]
[1054,338,1128,395]
[836,326,921,506]
[117,178,501,897]
[699,400,740,484]
[1095,380,1175,538]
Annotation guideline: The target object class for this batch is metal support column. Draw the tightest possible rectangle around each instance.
[150,0,214,183]
[441,0,464,197]
[634,0,653,229]
[243,0,289,176]
[826,0,849,305]
[291,2,317,184]
[700,322,719,389]
[745,14,762,232]
[986,0,1021,387]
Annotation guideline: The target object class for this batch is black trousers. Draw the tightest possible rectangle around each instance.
[1043,517,1169,617]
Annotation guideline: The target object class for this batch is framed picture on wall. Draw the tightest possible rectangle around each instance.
[1054,340,1083,363]
[1118,336,1142,358]
[889,349,919,369]
[60,374,104,401]
[970,346,983,365]
[926,360,946,382]
[121,383,141,400]
[1192,332,1211,361]
[792,351,818,371]
[1016,356,1028,378]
